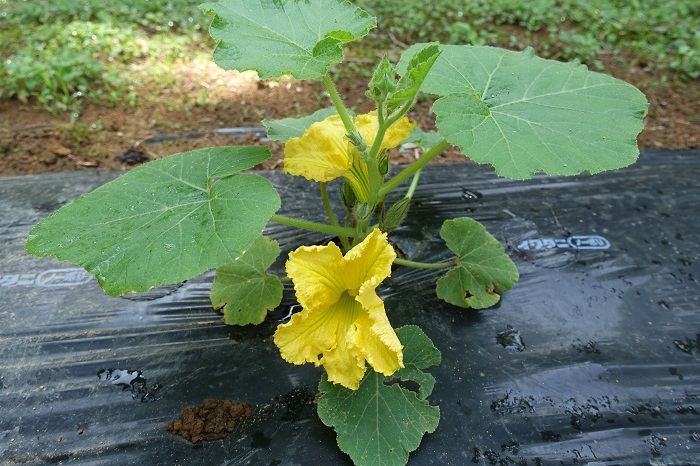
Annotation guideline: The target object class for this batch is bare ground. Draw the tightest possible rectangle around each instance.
[1,54,698,176]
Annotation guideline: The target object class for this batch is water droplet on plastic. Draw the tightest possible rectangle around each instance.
[461,188,483,200]
[97,369,162,402]
[496,325,526,351]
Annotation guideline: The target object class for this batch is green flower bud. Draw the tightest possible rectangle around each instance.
[381,197,411,231]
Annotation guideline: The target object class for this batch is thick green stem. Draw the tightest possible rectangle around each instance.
[322,74,354,133]
[393,257,458,269]
[379,140,450,200]
[405,169,422,199]
[269,214,356,237]
[386,98,414,127]
[321,182,350,250]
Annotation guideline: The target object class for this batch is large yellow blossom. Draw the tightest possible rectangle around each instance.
[283,111,415,202]
[273,229,403,389]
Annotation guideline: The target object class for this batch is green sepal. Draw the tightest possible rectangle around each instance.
[25,146,280,297]
[211,236,283,326]
[340,181,356,211]
[201,0,376,80]
[378,153,390,176]
[436,217,519,309]
[353,202,373,223]
[381,197,411,231]
[317,325,441,466]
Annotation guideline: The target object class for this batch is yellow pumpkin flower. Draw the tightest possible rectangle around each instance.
[283,111,415,202]
[273,228,403,390]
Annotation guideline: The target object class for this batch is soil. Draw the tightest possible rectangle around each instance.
[1,54,698,176]
[166,398,254,443]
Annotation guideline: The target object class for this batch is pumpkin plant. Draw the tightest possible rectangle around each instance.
[24,0,648,464]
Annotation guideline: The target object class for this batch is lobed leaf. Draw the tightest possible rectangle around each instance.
[399,44,648,180]
[211,236,283,325]
[317,325,441,466]
[436,217,519,309]
[25,147,280,296]
[201,0,376,79]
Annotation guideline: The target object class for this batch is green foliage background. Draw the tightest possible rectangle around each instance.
[0,0,697,114]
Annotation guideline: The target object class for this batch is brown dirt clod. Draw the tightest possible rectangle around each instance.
[166,398,254,443]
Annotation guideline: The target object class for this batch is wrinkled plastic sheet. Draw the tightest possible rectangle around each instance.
[1,150,699,465]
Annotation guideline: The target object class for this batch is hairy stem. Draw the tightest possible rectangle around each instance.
[322,74,354,133]
[269,214,356,237]
[393,257,458,269]
[321,182,350,250]
[405,169,422,199]
[379,140,450,200]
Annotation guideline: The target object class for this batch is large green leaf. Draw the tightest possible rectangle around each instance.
[201,0,376,79]
[399,44,648,180]
[25,147,280,296]
[436,217,519,309]
[317,325,441,466]
[211,236,283,325]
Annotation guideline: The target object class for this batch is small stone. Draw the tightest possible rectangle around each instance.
[38,153,58,165]
[48,142,72,157]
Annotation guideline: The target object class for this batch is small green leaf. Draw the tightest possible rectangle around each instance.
[406,126,444,151]
[211,236,283,325]
[436,217,519,309]
[263,107,338,142]
[25,147,281,297]
[367,56,398,102]
[317,325,441,466]
[387,44,440,113]
[399,44,648,180]
[201,0,376,79]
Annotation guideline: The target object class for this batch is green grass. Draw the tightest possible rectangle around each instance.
[0,0,697,116]
[0,0,210,115]
[355,0,700,79]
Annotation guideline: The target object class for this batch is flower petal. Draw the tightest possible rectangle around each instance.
[382,115,416,151]
[283,115,351,182]
[286,242,345,312]
[355,111,416,152]
[276,229,403,390]
[274,305,337,366]
[321,296,368,389]
[274,292,367,389]
[350,291,403,377]
[342,229,396,292]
